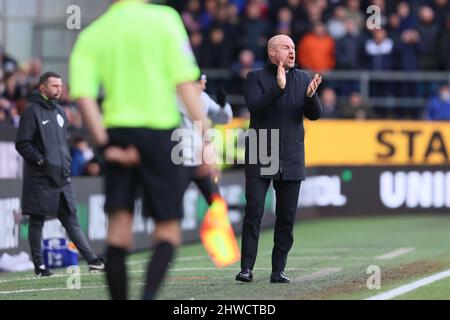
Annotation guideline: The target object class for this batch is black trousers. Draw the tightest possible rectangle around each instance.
[241,177,301,272]
[181,166,220,206]
[28,193,98,269]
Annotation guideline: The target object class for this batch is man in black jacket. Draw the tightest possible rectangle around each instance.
[236,35,323,283]
[15,72,104,276]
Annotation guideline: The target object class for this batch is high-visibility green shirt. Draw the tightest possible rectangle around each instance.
[69,0,199,129]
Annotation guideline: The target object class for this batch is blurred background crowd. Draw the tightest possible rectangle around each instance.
[1,0,450,176]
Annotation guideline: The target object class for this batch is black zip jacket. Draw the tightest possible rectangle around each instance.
[15,92,74,215]
[244,63,322,180]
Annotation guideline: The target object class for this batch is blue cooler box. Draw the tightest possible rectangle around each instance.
[43,238,78,269]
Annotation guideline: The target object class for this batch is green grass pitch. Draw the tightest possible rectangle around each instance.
[1,214,450,300]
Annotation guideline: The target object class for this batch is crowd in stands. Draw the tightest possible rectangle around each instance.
[171,0,450,118]
[1,0,450,175]
[0,47,97,176]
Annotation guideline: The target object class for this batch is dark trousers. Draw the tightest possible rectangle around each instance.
[181,166,221,206]
[28,193,98,269]
[193,173,220,206]
[241,177,301,272]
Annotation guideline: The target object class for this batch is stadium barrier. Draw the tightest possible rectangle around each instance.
[0,171,264,255]
[203,69,450,109]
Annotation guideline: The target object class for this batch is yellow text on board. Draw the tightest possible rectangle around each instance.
[304,120,450,166]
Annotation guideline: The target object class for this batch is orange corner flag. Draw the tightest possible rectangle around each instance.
[199,196,240,268]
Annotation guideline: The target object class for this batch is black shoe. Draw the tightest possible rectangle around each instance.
[270,271,290,283]
[34,265,54,277]
[235,268,253,282]
[88,258,105,272]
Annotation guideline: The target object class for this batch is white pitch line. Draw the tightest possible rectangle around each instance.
[0,265,344,295]
[260,248,351,255]
[375,247,415,260]
[181,254,368,261]
[0,265,332,286]
[288,256,371,260]
[127,256,210,266]
[0,272,95,284]
[128,254,359,266]
[293,268,342,283]
[366,269,450,300]
[0,284,109,295]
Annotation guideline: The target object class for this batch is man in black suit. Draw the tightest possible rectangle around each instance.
[236,35,323,283]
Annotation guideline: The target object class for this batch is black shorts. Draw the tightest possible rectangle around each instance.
[103,128,184,221]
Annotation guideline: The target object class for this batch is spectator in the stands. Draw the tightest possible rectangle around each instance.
[396,29,421,101]
[437,14,450,70]
[286,0,309,43]
[203,25,233,69]
[227,1,241,26]
[336,18,362,94]
[365,28,394,71]
[426,85,450,121]
[26,58,43,92]
[396,2,416,33]
[0,107,7,124]
[0,97,20,127]
[304,1,325,28]
[327,6,347,40]
[339,91,371,120]
[213,2,240,55]
[200,0,219,31]
[190,31,207,67]
[70,135,94,176]
[0,46,18,73]
[85,157,102,177]
[1,73,28,106]
[320,87,339,119]
[431,0,450,28]
[417,6,439,70]
[230,48,263,94]
[387,13,402,42]
[240,1,269,61]
[336,19,362,70]
[273,6,293,38]
[365,28,394,109]
[182,0,202,33]
[368,0,389,28]
[344,0,364,34]
[297,22,336,72]
[8,104,20,127]
[0,97,11,114]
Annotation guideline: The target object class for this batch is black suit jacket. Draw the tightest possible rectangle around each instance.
[243,63,322,180]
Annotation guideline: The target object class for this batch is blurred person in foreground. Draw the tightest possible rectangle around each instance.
[69,0,209,300]
[177,73,233,205]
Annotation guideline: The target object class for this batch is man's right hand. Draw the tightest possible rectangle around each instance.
[103,145,141,167]
[277,61,286,90]
[216,87,227,108]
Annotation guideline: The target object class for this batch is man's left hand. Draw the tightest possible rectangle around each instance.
[306,73,322,97]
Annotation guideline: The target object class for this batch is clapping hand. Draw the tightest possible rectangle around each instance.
[277,61,286,90]
[306,74,322,97]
